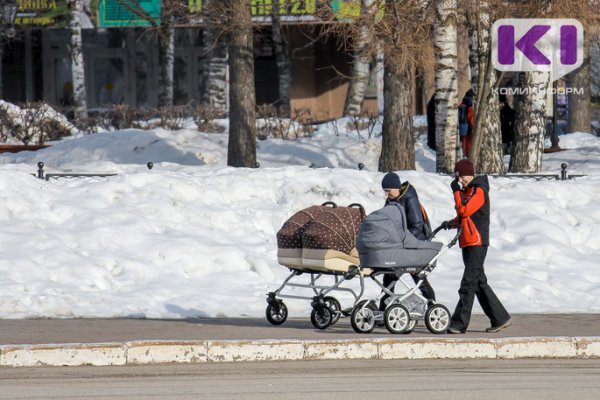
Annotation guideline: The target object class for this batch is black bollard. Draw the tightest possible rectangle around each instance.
[147,162,153,170]
[560,163,568,181]
[37,162,44,179]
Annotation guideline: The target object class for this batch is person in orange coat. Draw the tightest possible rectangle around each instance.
[458,90,475,158]
[442,159,511,334]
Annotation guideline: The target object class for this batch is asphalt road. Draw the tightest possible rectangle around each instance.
[1,314,599,345]
[0,359,598,399]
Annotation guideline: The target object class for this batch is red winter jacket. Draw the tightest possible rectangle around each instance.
[451,175,490,248]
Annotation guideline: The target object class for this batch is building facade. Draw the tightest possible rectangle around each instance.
[1,0,383,120]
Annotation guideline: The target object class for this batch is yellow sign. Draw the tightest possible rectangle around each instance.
[187,0,316,17]
[14,0,69,28]
[251,0,316,16]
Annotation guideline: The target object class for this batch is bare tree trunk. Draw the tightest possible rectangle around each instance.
[158,23,175,107]
[201,0,228,113]
[68,0,88,124]
[467,0,503,174]
[591,36,600,104]
[227,0,257,168]
[344,0,375,116]
[379,62,415,171]
[434,0,459,173]
[271,0,291,116]
[509,71,548,173]
[465,0,479,94]
[0,47,3,99]
[567,36,591,134]
[475,76,503,174]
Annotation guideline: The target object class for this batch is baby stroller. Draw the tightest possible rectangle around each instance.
[266,202,368,330]
[351,204,461,334]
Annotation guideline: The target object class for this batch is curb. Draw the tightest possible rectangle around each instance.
[1,337,599,367]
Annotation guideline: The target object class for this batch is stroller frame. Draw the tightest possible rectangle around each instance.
[351,225,461,334]
[266,265,366,329]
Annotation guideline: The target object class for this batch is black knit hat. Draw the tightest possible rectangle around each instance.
[381,172,401,189]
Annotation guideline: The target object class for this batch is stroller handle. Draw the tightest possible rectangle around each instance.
[429,224,463,249]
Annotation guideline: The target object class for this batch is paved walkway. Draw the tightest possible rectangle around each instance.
[0,314,598,367]
[1,314,599,344]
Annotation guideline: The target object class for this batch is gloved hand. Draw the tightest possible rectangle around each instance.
[450,178,461,192]
[441,220,458,230]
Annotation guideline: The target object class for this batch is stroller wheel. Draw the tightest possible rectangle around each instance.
[350,300,377,334]
[425,304,451,334]
[384,304,411,334]
[266,301,288,325]
[323,296,341,325]
[310,305,333,330]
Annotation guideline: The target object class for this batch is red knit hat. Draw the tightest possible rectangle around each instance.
[454,159,475,177]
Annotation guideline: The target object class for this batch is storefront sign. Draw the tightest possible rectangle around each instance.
[13,0,377,29]
[99,0,160,27]
[186,0,375,22]
[14,0,69,28]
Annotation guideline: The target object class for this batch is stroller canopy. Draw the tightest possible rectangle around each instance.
[356,204,442,269]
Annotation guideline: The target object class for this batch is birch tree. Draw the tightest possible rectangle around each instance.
[508,0,599,171]
[157,22,175,106]
[200,0,228,113]
[509,71,548,173]
[157,0,190,107]
[271,0,291,116]
[467,0,503,174]
[0,48,4,99]
[67,0,88,125]
[465,1,479,94]
[120,0,180,107]
[434,0,459,173]
[343,0,376,116]
[318,1,433,171]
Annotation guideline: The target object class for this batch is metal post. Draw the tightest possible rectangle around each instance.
[560,163,568,181]
[37,162,44,179]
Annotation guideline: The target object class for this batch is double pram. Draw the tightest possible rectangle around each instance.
[267,201,460,334]
[266,202,368,329]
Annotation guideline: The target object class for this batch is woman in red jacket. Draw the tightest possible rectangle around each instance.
[443,159,511,334]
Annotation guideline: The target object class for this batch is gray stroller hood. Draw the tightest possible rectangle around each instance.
[356,204,442,270]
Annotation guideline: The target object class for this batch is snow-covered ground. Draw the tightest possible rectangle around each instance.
[0,118,599,319]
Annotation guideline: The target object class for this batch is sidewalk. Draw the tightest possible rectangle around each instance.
[1,314,599,367]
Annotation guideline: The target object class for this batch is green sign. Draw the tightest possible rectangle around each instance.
[98,0,160,27]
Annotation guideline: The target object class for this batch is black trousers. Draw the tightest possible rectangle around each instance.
[379,273,436,311]
[450,245,510,330]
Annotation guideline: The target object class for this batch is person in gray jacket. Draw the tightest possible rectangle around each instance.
[379,172,436,310]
